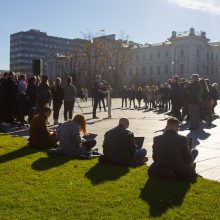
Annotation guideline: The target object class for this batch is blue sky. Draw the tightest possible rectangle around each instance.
[1,0,220,70]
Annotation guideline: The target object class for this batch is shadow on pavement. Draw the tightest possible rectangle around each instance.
[85,162,129,185]
[31,155,71,171]
[187,128,210,147]
[0,146,38,164]
[140,175,196,217]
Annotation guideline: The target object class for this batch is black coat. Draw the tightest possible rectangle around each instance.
[52,85,64,104]
[102,125,136,165]
[187,81,201,104]
[150,129,194,177]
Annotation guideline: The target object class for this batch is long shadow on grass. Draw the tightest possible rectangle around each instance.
[0,147,38,164]
[85,163,129,184]
[31,156,71,171]
[140,175,196,217]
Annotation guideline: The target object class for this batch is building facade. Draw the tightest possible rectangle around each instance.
[10,28,220,85]
[124,28,220,85]
[10,29,85,73]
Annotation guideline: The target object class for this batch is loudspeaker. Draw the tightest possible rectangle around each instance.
[32,59,43,75]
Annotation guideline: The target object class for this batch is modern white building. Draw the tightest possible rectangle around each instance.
[124,28,220,84]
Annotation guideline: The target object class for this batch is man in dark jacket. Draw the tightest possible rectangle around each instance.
[121,85,128,108]
[92,75,101,119]
[187,74,201,130]
[37,75,51,112]
[170,75,183,121]
[101,118,147,166]
[149,117,198,178]
[4,72,17,123]
[51,77,64,124]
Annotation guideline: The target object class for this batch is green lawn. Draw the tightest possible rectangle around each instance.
[0,134,220,220]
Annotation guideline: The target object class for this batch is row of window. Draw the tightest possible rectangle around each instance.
[133,50,219,62]
[127,65,170,76]
[134,51,169,61]
[125,64,219,76]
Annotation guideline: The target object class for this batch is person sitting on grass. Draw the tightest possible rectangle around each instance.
[149,117,198,179]
[48,114,96,157]
[28,106,58,149]
[100,118,147,166]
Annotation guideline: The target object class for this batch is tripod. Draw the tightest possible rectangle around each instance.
[75,98,83,113]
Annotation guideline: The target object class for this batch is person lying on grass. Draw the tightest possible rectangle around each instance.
[48,114,96,157]
[28,106,58,149]
[100,118,148,166]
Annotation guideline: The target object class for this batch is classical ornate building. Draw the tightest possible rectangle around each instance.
[124,28,220,84]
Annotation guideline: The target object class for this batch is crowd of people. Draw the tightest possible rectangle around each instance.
[121,74,219,129]
[0,71,219,179]
[0,72,79,125]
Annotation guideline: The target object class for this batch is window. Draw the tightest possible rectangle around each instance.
[211,53,214,61]
[197,49,200,58]
[157,65,161,74]
[165,51,168,59]
[180,64,185,74]
[136,54,139,60]
[150,53,153,60]
[143,54,146,60]
[206,66,209,75]
[150,66,153,74]
[196,64,200,73]
[129,68,133,76]
[136,67,140,75]
[157,52,161,59]
[142,66,146,75]
[211,67,214,75]
[207,52,209,60]
[165,65,168,74]
[180,49,184,58]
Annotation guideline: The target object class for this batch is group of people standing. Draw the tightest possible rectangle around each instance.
[121,74,218,130]
[0,72,78,125]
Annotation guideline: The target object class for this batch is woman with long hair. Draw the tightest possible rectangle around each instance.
[49,114,96,156]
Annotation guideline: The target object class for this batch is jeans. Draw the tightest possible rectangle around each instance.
[53,101,62,121]
[132,148,147,166]
[122,97,127,108]
[93,98,99,117]
[64,100,75,121]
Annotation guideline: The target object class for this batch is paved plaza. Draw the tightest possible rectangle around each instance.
[7,98,220,182]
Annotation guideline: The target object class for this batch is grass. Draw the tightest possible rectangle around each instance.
[0,134,220,220]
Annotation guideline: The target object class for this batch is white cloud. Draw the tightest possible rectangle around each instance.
[168,0,220,15]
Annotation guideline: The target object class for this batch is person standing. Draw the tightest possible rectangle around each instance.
[98,83,107,112]
[17,74,28,124]
[187,74,201,130]
[92,75,101,119]
[4,72,17,123]
[129,85,136,109]
[121,85,128,108]
[170,76,183,121]
[37,75,51,112]
[84,88,88,102]
[136,87,143,109]
[51,77,64,124]
[63,76,76,121]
